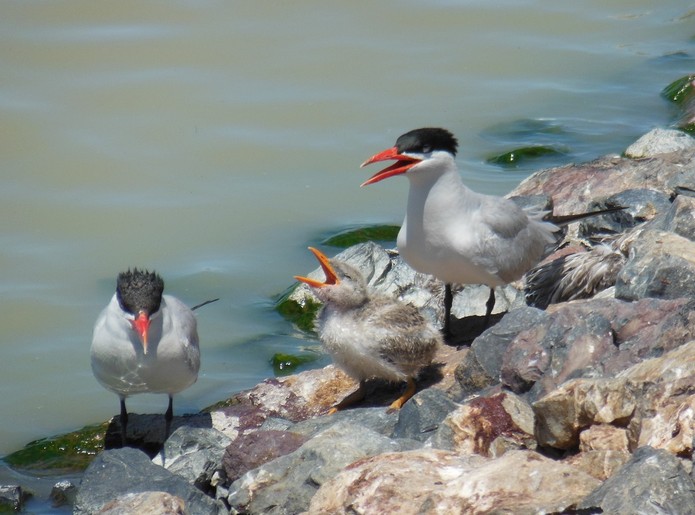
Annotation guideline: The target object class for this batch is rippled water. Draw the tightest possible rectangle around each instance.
[1,1,693,465]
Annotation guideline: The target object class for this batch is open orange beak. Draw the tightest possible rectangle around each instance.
[360,146,422,186]
[131,311,151,354]
[294,247,339,288]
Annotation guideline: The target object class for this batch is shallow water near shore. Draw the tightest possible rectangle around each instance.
[1,1,694,481]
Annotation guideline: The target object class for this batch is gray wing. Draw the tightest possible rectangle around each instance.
[477,195,531,239]
[366,299,439,370]
[471,196,558,281]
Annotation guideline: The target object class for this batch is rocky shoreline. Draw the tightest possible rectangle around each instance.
[4,126,695,513]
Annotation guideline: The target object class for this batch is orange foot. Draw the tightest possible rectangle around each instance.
[387,377,416,413]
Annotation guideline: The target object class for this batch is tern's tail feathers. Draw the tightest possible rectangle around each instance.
[547,205,627,227]
[525,244,625,309]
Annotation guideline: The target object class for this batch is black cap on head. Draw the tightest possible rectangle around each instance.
[395,128,458,156]
[116,268,164,316]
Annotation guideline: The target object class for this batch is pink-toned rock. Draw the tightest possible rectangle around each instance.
[222,430,307,484]
[308,449,600,515]
[209,366,355,439]
[533,377,637,449]
[548,297,695,378]
[637,394,695,459]
[579,424,630,453]
[510,148,695,215]
[619,340,695,458]
[98,491,187,515]
[434,392,535,457]
[533,340,695,458]
[566,450,631,481]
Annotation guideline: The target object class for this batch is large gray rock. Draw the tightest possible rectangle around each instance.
[392,388,460,442]
[74,448,225,515]
[104,412,213,456]
[290,405,399,439]
[579,446,695,513]
[624,128,695,158]
[456,296,695,402]
[451,284,525,319]
[454,307,549,395]
[226,420,418,514]
[524,306,617,401]
[151,426,231,495]
[617,230,695,301]
[650,193,695,242]
[222,429,306,485]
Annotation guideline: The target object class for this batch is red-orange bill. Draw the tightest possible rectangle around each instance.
[294,247,339,287]
[360,146,421,186]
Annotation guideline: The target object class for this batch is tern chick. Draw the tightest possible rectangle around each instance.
[295,247,441,413]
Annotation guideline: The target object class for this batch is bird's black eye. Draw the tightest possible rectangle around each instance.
[422,145,431,154]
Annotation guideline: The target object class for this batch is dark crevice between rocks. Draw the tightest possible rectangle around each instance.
[104,413,213,459]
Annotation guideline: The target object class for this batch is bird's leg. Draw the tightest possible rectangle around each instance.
[119,398,128,447]
[483,287,496,329]
[165,395,173,440]
[443,283,453,338]
[328,380,368,414]
[388,377,417,412]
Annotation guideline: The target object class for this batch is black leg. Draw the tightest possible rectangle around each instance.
[483,287,496,329]
[119,398,128,447]
[165,395,173,421]
[165,395,173,439]
[443,283,453,339]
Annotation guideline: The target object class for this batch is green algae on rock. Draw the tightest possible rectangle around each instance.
[662,75,695,132]
[3,421,108,473]
[271,352,320,375]
[487,146,566,167]
[321,225,399,248]
[275,285,322,333]
[661,74,695,104]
